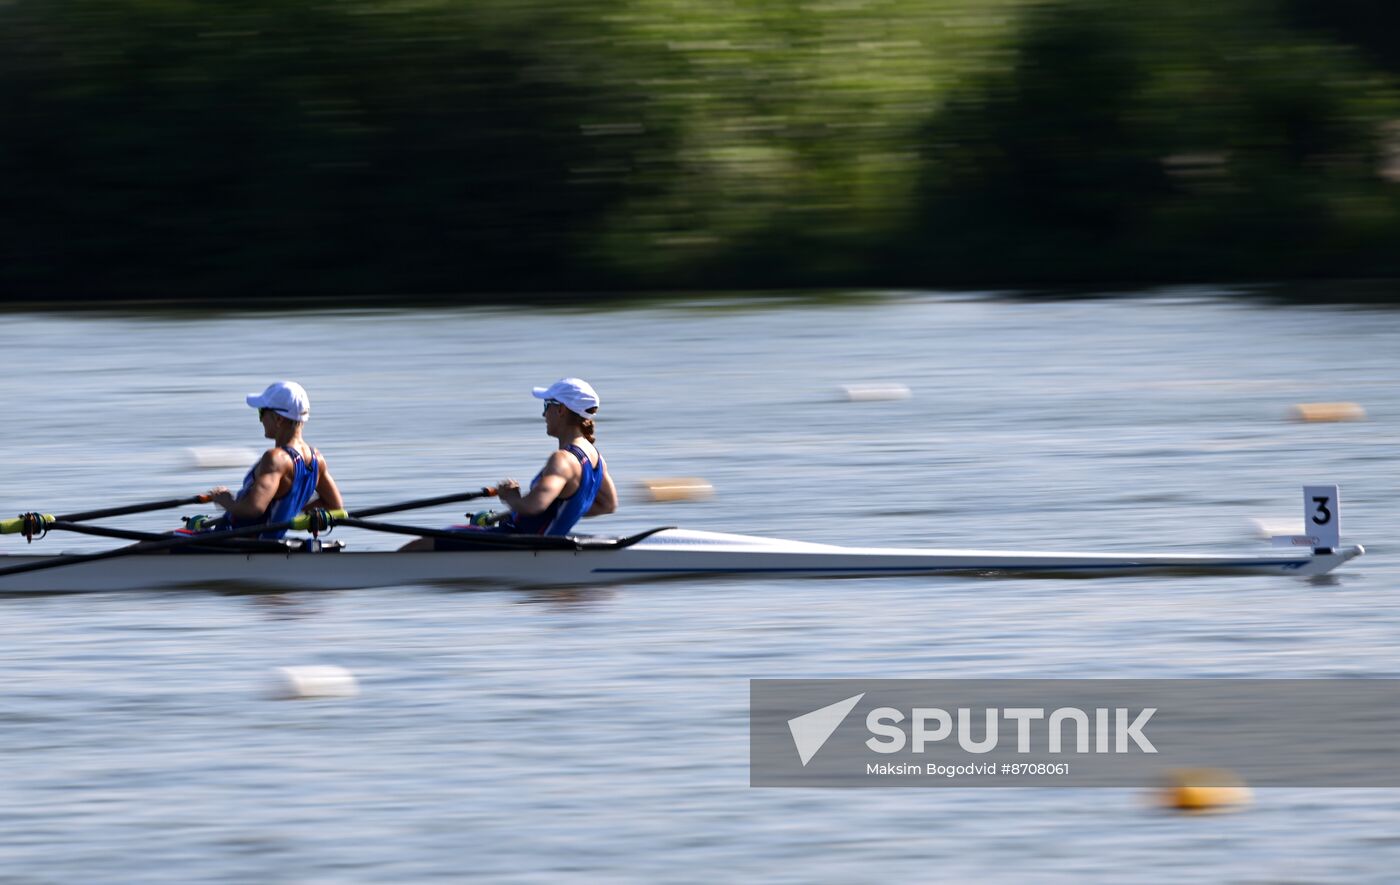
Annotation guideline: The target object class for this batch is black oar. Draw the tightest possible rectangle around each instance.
[39,520,287,553]
[354,487,496,518]
[56,494,214,523]
[0,509,347,580]
[339,516,674,550]
[0,487,498,581]
[1,493,213,537]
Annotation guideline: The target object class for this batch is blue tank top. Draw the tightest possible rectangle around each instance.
[503,444,603,536]
[229,445,321,540]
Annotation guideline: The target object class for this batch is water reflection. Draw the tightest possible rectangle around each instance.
[512,587,620,609]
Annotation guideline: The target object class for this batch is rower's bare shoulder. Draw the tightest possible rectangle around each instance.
[545,449,581,475]
[256,447,292,473]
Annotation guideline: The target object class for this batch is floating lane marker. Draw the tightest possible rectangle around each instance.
[1157,768,1252,813]
[1289,402,1366,423]
[639,478,715,503]
[839,383,912,402]
[1247,518,1303,540]
[185,446,260,469]
[270,665,360,700]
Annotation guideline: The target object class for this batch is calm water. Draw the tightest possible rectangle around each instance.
[2,291,1398,882]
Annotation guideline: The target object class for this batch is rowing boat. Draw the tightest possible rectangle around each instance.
[0,528,1365,594]
[0,485,1363,593]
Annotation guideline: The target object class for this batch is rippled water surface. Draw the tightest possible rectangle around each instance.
[2,292,1399,882]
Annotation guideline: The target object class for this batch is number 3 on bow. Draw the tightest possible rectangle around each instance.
[1303,485,1340,550]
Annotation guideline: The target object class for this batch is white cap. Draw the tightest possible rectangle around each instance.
[246,381,311,423]
[532,377,600,421]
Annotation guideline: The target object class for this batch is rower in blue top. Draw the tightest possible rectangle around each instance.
[401,378,617,550]
[202,381,345,540]
[495,378,617,535]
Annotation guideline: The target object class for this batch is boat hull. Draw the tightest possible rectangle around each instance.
[0,530,1365,594]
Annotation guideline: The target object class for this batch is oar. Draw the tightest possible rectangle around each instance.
[338,517,674,550]
[1,493,213,536]
[0,487,498,581]
[57,494,214,523]
[35,520,287,553]
[339,516,584,549]
[354,487,496,518]
[0,510,350,580]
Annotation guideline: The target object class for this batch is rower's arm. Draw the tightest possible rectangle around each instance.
[499,452,572,515]
[218,450,286,519]
[303,451,345,512]
[585,458,617,517]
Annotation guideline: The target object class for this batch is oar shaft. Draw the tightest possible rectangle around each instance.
[45,520,286,553]
[3,488,491,536]
[339,518,675,550]
[339,517,581,549]
[354,488,496,518]
[58,494,212,523]
[2,494,214,535]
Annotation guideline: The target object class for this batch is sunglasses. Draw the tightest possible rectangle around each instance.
[542,399,563,416]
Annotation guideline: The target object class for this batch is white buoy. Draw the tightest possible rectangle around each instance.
[839,384,912,402]
[270,665,359,700]
[1248,518,1303,540]
[185,446,260,469]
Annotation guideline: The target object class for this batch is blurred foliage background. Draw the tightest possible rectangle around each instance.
[2,0,1399,300]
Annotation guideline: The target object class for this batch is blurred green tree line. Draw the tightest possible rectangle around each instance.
[2,0,1398,300]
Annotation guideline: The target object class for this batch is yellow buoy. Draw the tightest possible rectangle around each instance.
[639,477,715,503]
[1158,768,1252,813]
[1289,402,1367,423]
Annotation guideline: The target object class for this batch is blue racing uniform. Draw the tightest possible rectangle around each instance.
[224,446,321,540]
[494,444,605,536]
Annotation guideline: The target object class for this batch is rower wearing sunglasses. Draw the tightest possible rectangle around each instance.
[196,381,345,540]
[401,378,617,550]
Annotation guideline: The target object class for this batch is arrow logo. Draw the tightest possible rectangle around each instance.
[787,693,865,765]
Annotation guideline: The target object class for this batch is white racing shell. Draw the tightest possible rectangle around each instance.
[0,486,1364,594]
[0,526,1364,594]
